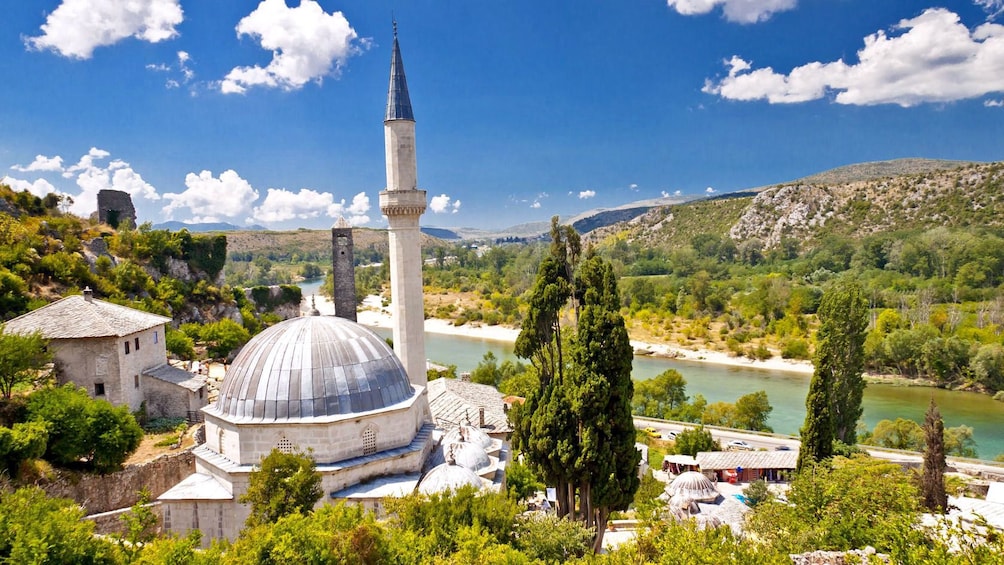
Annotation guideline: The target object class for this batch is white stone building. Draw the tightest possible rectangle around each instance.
[3,288,206,420]
[159,314,435,539]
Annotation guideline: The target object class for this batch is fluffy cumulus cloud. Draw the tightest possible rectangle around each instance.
[706,186,716,194]
[704,9,1004,107]
[251,188,370,225]
[530,201,541,209]
[163,170,259,223]
[666,0,797,24]
[220,0,363,94]
[11,155,63,173]
[429,194,461,214]
[1,176,58,198]
[987,98,1004,106]
[578,190,596,199]
[53,148,160,216]
[25,0,183,59]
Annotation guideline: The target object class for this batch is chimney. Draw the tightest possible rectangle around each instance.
[83,286,93,303]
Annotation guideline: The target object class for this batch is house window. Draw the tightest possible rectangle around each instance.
[199,387,204,400]
[124,341,130,354]
[134,374,140,388]
[154,331,158,344]
[362,427,377,456]
[94,382,105,396]
[163,506,171,530]
[134,337,140,350]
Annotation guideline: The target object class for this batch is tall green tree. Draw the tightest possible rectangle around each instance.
[569,254,639,551]
[240,448,323,528]
[922,398,948,512]
[734,390,774,432]
[672,425,720,457]
[0,326,52,399]
[798,366,834,471]
[632,369,688,419]
[815,279,869,444]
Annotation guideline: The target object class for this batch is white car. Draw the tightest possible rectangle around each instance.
[727,440,753,451]
[661,431,679,440]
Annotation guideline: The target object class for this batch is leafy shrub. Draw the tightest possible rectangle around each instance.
[144,417,187,434]
[26,384,143,473]
[165,328,195,360]
[781,338,811,359]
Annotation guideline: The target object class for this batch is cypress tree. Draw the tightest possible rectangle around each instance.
[922,397,948,512]
[815,278,869,445]
[798,366,834,472]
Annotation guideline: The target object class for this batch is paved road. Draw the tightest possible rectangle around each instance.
[634,417,1004,479]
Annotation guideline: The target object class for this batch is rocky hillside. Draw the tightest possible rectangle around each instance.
[588,161,1004,251]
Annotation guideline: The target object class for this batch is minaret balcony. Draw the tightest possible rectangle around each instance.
[380,189,427,217]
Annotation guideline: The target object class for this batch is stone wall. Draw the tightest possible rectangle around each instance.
[97,189,136,228]
[39,450,195,515]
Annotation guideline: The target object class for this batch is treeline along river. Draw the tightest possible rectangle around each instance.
[369,327,1004,460]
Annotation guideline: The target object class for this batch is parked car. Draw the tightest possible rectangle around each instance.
[643,426,661,438]
[727,440,754,451]
[774,445,792,451]
[661,430,679,440]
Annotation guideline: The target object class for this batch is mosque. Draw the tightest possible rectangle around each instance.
[158,27,509,541]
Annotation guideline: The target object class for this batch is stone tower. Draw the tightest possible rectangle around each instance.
[331,216,357,322]
[379,24,427,387]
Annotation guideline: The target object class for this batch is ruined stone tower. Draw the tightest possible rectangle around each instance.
[379,24,427,387]
[330,217,357,322]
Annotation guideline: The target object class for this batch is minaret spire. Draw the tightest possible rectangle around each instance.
[379,23,428,388]
[385,21,414,122]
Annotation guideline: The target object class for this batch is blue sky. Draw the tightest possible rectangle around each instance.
[3,1,1004,231]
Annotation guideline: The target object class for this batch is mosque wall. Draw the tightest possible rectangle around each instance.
[204,398,427,466]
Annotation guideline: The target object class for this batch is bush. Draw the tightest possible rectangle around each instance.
[144,417,187,434]
[0,422,49,476]
[781,338,811,360]
[26,385,143,473]
[165,328,195,360]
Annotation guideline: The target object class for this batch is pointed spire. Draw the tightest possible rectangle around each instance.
[385,21,415,122]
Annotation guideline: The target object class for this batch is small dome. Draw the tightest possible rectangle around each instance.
[213,316,414,422]
[667,471,719,502]
[418,463,483,495]
[436,442,493,476]
[442,424,493,451]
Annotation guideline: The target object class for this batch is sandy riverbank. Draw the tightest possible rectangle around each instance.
[302,294,814,375]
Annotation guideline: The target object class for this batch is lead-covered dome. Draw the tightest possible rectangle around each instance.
[213,315,414,422]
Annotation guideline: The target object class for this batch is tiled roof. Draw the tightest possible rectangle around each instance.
[696,450,798,471]
[427,378,511,433]
[145,363,207,392]
[3,295,170,339]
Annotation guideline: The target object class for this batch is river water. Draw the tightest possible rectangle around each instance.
[297,280,1004,459]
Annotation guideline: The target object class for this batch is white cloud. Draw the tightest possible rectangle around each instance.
[220,0,363,94]
[250,187,371,225]
[661,191,670,198]
[987,98,1004,106]
[530,201,541,209]
[629,183,639,191]
[25,0,183,59]
[976,0,1004,20]
[666,0,797,24]
[578,190,596,199]
[11,155,64,173]
[675,190,682,196]
[328,192,371,225]
[163,170,258,223]
[1,176,58,198]
[706,187,716,194]
[704,9,1004,107]
[57,148,160,216]
[147,50,195,89]
[429,194,462,214]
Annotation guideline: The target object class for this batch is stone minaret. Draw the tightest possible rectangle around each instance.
[379,24,427,387]
[331,216,357,321]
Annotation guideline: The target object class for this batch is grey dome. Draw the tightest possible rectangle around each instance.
[418,463,483,495]
[429,442,493,476]
[667,471,719,502]
[442,424,493,451]
[213,316,414,422]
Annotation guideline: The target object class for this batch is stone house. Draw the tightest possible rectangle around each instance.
[4,287,206,420]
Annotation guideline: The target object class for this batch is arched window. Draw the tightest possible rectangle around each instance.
[362,427,377,456]
[217,429,225,456]
[277,436,294,454]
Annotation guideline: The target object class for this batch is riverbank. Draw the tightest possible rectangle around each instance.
[304,294,815,375]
